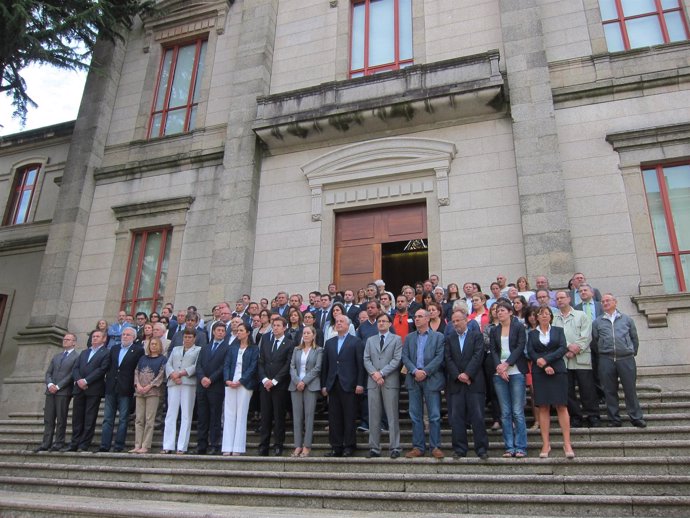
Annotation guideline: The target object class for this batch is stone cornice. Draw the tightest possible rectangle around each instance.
[0,121,75,150]
[606,123,690,151]
[254,51,505,152]
[0,221,50,254]
[631,292,690,328]
[112,196,195,221]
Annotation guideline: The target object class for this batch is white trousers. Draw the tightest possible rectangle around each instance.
[222,385,253,453]
[163,384,196,452]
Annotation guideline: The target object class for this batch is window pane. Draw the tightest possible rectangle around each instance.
[25,167,38,185]
[125,234,143,299]
[398,0,413,61]
[351,2,365,71]
[681,254,690,291]
[604,22,626,51]
[626,16,665,48]
[369,0,395,66]
[643,169,672,253]
[192,41,207,103]
[164,108,186,135]
[150,114,162,137]
[138,231,163,299]
[621,0,658,17]
[14,191,31,224]
[189,106,197,131]
[663,164,690,250]
[168,44,195,108]
[665,11,688,42]
[157,232,172,303]
[661,0,680,9]
[137,300,153,316]
[155,50,173,111]
[659,255,680,292]
[598,0,619,20]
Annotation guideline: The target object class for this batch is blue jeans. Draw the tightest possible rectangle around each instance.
[408,381,441,452]
[100,393,131,450]
[493,373,527,455]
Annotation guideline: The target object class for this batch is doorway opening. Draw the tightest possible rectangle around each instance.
[381,240,428,296]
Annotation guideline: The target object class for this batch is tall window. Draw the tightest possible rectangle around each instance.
[121,227,172,315]
[599,0,689,52]
[148,39,207,138]
[350,0,413,77]
[3,163,40,226]
[642,163,690,293]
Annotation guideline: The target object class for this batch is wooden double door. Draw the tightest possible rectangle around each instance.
[334,203,428,294]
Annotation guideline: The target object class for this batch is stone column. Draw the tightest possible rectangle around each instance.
[207,0,279,305]
[0,39,127,417]
[499,0,574,285]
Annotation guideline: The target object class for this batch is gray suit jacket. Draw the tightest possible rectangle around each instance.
[363,333,402,389]
[289,347,323,392]
[45,349,79,396]
[402,330,446,391]
[165,345,201,387]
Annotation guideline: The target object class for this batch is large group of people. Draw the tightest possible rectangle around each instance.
[35,272,646,460]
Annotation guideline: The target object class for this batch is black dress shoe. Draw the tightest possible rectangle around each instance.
[390,450,400,459]
[194,448,208,455]
[273,447,284,456]
[61,445,77,452]
[607,420,622,428]
[113,447,123,453]
[78,447,91,453]
[33,446,49,453]
[631,419,647,428]
[478,452,489,460]
[452,451,467,459]
[50,445,62,452]
[325,450,342,457]
[96,447,110,453]
[342,448,354,457]
[257,448,269,457]
[570,419,584,428]
[366,450,380,458]
[588,418,602,428]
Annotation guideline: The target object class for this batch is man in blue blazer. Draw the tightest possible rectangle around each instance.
[64,330,111,452]
[321,315,365,457]
[402,309,446,459]
[445,310,489,459]
[195,322,230,454]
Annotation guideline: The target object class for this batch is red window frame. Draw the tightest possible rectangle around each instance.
[601,0,689,50]
[0,294,6,327]
[642,162,689,292]
[120,227,172,315]
[147,39,206,139]
[349,0,413,77]
[3,163,40,226]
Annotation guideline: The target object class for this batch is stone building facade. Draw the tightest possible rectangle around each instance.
[1,0,689,416]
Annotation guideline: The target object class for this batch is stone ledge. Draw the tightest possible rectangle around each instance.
[0,222,50,253]
[254,51,505,152]
[112,196,195,221]
[631,292,690,328]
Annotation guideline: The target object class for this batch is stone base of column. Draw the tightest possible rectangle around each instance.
[0,326,66,419]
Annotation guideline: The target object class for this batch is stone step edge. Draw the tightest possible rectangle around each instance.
[1,460,687,485]
[1,475,689,507]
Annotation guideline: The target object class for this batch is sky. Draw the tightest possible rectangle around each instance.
[0,64,87,137]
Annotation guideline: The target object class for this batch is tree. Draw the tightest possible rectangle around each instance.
[1,0,156,124]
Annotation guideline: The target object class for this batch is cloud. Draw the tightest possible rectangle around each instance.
[0,64,87,136]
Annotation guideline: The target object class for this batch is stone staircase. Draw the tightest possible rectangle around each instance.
[0,387,689,517]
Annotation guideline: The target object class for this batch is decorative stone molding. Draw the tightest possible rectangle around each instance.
[112,196,195,222]
[142,0,233,52]
[632,292,690,328]
[0,222,50,253]
[302,137,456,221]
[606,123,690,166]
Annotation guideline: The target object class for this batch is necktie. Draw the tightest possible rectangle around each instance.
[212,341,219,354]
[272,339,278,353]
[584,303,592,319]
[59,350,68,367]
[380,335,385,351]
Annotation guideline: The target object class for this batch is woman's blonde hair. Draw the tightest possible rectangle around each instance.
[298,325,318,350]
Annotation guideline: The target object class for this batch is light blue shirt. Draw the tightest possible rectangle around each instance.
[416,331,428,370]
[118,343,131,366]
[87,345,103,362]
[457,330,467,353]
[337,335,347,355]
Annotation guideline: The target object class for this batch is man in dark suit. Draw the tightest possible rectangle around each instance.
[64,330,111,452]
[196,322,231,454]
[272,291,290,317]
[402,309,446,459]
[570,273,602,306]
[35,333,80,452]
[342,289,361,328]
[99,327,144,452]
[445,310,489,460]
[257,316,294,456]
[168,311,208,354]
[321,315,365,457]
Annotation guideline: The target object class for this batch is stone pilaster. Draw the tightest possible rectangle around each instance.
[0,39,127,417]
[207,0,279,305]
[499,0,574,285]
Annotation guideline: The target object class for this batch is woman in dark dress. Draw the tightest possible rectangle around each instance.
[527,306,574,459]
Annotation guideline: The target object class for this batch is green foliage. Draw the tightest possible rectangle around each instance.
[0,0,156,123]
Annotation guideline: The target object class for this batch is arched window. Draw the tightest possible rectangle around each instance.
[4,163,40,226]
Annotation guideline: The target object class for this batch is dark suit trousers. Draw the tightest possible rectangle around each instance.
[196,388,224,451]
[328,380,357,452]
[42,394,71,448]
[567,369,600,420]
[259,386,288,450]
[70,392,102,449]
[449,388,488,456]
